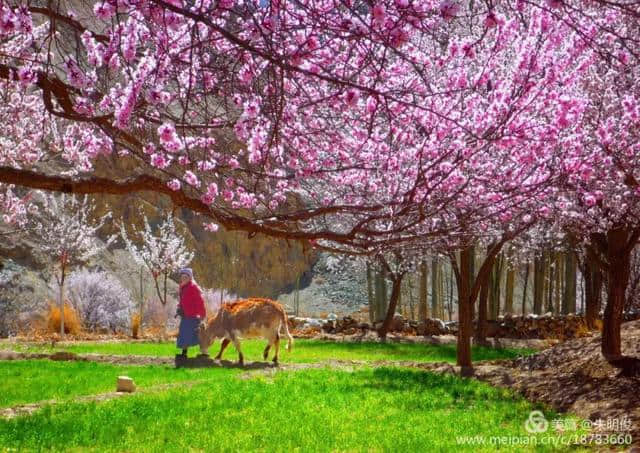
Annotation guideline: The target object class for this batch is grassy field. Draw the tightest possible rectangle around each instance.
[0,360,236,407]
[0,364,583,452]
[0,338,533,363]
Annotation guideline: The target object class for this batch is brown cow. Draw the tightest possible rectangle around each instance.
[198,298,293,365]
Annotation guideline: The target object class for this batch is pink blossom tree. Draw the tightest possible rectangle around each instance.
[0,0,639,364]
[0,0,613,240]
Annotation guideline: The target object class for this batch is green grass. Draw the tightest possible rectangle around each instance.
[0,360,238,408]
[0,366,584,452]
[1,339,533,364]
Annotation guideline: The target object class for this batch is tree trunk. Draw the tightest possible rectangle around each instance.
[563,252,577,314]
[407,275,416,320]
[554,253,562,315]
[505,262,514,315]
[546,254,555,313]
[448,267,455,321]
[431,257,440,319]
[456,247,474,368]
[533,255,544,314]
[468,246,475,320]
[475,270,490,345]
[374,269,382,323]
[602,228,632,360]
[438,262,445,319]
[488,253,503,320]
[454,241,506,369]
[522,262,529,315]
[584,252,603,330]
[380,268,388,321]
[378,274,404,339]
[139,265,145,336]
[59,269,66,337]
[366,262,375,324]
[419,260,428,321]
[374,267,388,323]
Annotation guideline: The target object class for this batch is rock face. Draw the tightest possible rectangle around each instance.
[92,190,316,298]
[0,182,317,336]
[278,253,368,317]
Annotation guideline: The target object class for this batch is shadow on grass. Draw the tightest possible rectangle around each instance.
[299,340,530,361]
[354,367,523,406]
[174,354,278,370]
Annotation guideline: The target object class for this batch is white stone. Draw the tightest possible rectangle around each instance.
[117,376,136,393]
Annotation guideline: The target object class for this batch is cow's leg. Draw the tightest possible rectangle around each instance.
[272,332,281,364]
[230,336,244,365]
[262,342,271,360]
[214,338,231,360]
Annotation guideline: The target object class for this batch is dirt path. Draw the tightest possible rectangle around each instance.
[0,379,211,419]
[0,334,552,350]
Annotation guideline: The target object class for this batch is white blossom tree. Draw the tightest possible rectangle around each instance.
[67,269,135,333]
[33,193,113,337]
[120,213,194,313]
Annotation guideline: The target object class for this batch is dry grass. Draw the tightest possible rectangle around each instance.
[593,318,603,331]
[131,313,141,339]
[45,301,82,335]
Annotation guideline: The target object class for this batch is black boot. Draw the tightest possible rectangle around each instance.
[175,348,188,367]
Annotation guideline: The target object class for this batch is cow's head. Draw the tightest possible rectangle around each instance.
[198,315,223,355]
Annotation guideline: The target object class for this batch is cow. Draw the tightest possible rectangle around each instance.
[198,298,293,365]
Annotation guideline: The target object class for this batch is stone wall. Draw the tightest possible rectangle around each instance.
[290,312,640,340]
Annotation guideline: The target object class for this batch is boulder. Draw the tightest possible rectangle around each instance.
[390,314,405,332]
[416,319,449,336]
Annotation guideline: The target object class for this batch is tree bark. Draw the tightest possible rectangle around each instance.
[554,253,562,315]
[455,247,473,369]
[452,240,506,369]
[602,228,632,360]
[139,265,145,336]
[431,257,440,319]
[418,260,428,321]
[584,253,603,330]
[468,246,475,320]
[438,262,445,319]
[374,269,382,323]
[475,270,490,345]
[546,253,555,313]
[58,255,67,337]
[563,252,577,314]
[447,267,455,321]
[59,269,66,337]
[505,262,514,314]
[366,262,375,324]
[380,267,388,321]
[533,254,544,314]
[522,262,529,316]
[488,253,503,320]
[378,273,404,339]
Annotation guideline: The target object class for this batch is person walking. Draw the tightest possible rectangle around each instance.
[176,268,206,358]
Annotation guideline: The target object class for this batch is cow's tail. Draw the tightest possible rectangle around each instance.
[280,309,294,352]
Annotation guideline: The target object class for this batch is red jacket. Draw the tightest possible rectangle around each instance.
[179,281,206,318]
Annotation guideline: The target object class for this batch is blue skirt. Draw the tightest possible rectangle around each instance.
[177,317,200,348]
